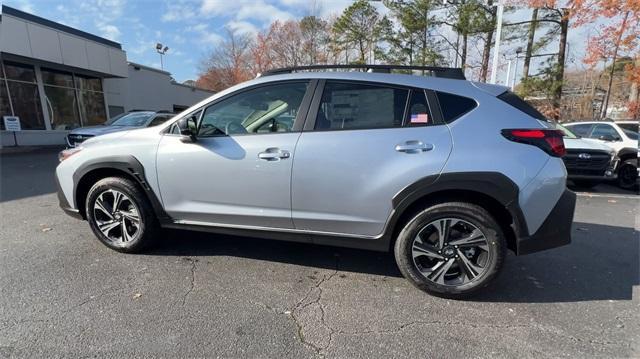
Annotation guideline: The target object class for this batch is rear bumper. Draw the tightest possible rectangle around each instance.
[516,189,576,255]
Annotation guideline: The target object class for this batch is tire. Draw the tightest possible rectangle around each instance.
[571,179,599,189]
[394,202,506,299]
[85,177,159,253]
[617,159,638,191]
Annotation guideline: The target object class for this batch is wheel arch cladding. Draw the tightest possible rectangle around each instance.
[73,156,169,221]
[387,172,528,254]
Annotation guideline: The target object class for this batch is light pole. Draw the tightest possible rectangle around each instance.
[156,43,169,70]
[512,47,523,90]
[489,0,504,84]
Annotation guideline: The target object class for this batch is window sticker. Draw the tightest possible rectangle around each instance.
[410,113,429,124]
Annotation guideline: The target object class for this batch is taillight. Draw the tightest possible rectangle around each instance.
[501,129,566,157]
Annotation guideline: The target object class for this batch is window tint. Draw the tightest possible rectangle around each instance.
[565,123,592,137]
[405,90,433,127]
[437,92,476,123]
[623,128,638,140]
[590,124,621,140]
[199,82,308,136]
[497,91,546,121]
[617,123,638,133]
[316,82,408,131]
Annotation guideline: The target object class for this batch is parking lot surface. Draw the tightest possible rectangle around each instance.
[1,149,638,358]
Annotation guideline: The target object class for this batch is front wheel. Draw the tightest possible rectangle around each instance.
[85,177,159,253]
[617,160,638,190]
[394,202,506,298]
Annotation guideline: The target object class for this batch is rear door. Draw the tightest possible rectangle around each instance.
[291,80,453,237]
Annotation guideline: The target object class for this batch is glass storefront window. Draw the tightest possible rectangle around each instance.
[4,62,36,83]
[7,81,45,129]
[75,76,103,92]
[44,86,81,130]
[78,90,107,126]
[0,82,12,130]
[42,69,74,88]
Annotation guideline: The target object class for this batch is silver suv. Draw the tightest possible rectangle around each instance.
[56,65,576,298]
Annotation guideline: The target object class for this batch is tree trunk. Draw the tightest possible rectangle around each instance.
[522,8,538,80]
[552,8,569,121]
[461,33,468,69]
[479,0,495,82]
[601,11,630,119]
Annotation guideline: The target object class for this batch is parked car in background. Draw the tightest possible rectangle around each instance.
[555,124,617,189]
[66,111,175,148]
[56,64,576,298]
[564,120,638,190]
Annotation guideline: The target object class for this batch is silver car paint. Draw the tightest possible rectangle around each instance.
[56,71,567,239]
[156,133,300,228]
[292,125,452,236]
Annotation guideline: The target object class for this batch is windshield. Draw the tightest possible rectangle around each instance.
[623,128,638,140]
[111,112,154,127]
[554,123,579,139]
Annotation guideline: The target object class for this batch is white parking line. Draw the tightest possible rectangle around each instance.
[575,192,638,200]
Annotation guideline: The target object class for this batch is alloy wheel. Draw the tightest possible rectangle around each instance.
[92,189,141,246]
[411,218,492,286]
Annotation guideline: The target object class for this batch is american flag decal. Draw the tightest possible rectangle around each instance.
[410,113,429,124]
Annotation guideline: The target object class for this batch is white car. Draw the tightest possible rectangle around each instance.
[564,121,638,189]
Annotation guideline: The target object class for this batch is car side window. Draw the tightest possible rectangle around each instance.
[198,82,309,137]
[149,115,171,127]
[315,82,408,131]
[590,124,620,140]
[404,89,433,127]
[566,123,592,137]
[436,92,476,123]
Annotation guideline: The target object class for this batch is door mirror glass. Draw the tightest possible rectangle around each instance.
[177,115,198,142]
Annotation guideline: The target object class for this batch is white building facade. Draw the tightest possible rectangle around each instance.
[0,5,213,146]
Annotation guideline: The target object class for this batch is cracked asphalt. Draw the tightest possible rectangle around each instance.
[0,149,638,358]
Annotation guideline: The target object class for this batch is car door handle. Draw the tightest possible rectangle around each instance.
[258,148,290,161]
[395,141,433,153]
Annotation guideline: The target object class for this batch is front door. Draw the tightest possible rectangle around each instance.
[156,81,313,229]
[291,81,453,237]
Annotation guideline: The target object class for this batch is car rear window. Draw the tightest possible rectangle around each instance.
[498,91,548,121]
[436,92,477,123]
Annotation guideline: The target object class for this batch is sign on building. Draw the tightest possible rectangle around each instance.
[3,116,21,131]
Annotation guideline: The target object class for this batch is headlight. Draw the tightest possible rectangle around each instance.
[58,147,83,162]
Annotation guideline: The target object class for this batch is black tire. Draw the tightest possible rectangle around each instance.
[394,202,506,299]
[617,159,638,190]
[571,179,599,189]
[85,177,159,253]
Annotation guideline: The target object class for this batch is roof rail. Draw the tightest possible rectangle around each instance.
[261,64,466,80]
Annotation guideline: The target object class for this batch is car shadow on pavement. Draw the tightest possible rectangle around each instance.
[150,229,403,278]
[150,221,637,303]
[473,222,638,303]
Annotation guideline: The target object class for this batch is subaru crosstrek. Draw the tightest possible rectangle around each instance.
[56,65,576,298]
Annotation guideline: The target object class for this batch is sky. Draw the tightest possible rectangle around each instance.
[1,0,601,85]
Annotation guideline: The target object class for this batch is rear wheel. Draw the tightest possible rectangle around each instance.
[85,177,159,253]
[394,202,506,298]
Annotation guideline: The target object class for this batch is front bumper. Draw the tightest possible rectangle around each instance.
[55,173,83,220]
[516,189,576,255]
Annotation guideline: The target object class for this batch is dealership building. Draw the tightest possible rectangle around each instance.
[0,5,213,146]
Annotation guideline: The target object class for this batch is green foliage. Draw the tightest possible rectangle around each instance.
[332,0,382,63]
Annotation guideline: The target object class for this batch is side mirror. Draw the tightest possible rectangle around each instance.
[177,116,198,142]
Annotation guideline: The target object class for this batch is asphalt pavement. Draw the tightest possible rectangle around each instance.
[0,149,638,358]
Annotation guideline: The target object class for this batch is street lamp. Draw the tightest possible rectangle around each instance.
[512,47,523,89]
[156,43,169,70]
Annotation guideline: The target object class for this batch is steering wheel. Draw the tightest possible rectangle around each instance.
[225,121,248,135]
